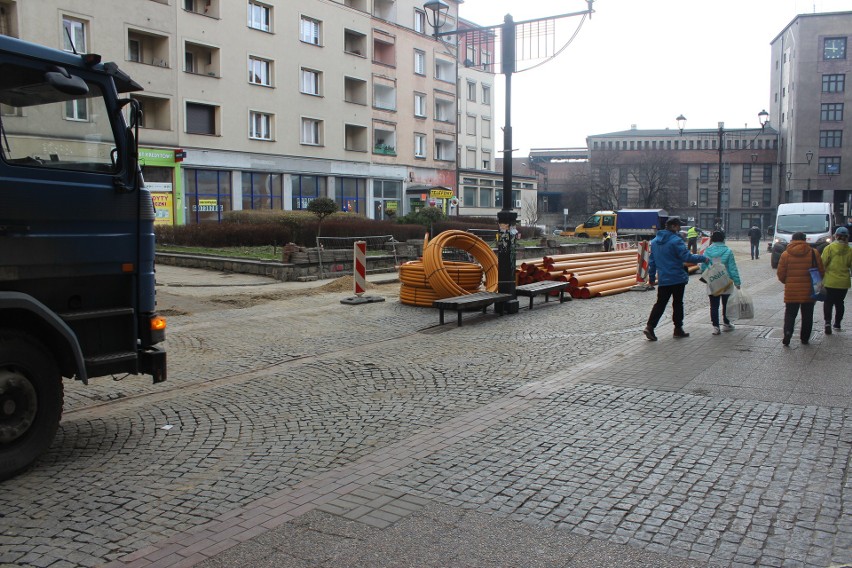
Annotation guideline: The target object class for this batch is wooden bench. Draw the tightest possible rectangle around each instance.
[433,291,513,327]
[515,281,572,310]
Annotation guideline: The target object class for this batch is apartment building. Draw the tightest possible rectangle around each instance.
[0,0,474,224]
[771,11,852,219]
[586,126,778,234]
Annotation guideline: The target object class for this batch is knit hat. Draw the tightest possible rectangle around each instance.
[836,227,849,237]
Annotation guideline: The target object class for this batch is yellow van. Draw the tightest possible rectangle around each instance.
[574,211,616,238]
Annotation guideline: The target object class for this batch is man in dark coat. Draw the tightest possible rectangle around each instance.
[747,225,762,260]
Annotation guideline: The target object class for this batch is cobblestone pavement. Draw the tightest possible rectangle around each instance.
[1,241,850,568]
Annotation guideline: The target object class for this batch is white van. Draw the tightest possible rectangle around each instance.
[770,202,836,268]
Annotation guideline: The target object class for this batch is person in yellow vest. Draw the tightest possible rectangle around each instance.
[686,225,699,254]
[602,232,613,252]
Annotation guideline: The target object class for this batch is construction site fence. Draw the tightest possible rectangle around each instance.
[315,235,399,280]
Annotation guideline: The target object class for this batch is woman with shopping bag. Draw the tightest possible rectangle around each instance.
[777,232,825,345]
[700,231,741,335]
[820,226,852,334]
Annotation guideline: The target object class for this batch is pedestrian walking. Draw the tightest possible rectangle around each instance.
[821,226,852,334]
[643,217,709,341]
[701,231,741,335]
[777,232,825,346]
[748,225,762,260]
[686,225,699,254]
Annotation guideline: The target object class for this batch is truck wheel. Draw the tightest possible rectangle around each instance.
[770,253,779,269]
[577,233,588,239]
[0,332,63,481]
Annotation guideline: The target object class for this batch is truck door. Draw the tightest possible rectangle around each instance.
[0,54,149,377]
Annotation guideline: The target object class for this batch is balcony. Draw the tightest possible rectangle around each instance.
[374,143,396,156]
[345,124,368,152]
[184,41,220,77]
[344,76,367,105]
[128,29,170,68]
[344,29,366,57]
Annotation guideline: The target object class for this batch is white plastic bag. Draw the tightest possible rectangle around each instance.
[726,287,754,321]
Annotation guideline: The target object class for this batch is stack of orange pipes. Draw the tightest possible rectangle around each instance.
[516,249,698,299]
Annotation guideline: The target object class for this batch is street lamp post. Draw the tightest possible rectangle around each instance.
[425,1,593,314]
[677,110,769,231]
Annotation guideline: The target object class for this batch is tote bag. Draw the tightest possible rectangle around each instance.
[810,250,826,302]
[703,259,732,296]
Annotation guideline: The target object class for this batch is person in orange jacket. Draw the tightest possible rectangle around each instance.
[777,232,825,346]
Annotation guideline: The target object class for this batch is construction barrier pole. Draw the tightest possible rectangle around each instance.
[636,241,650,284]
[354,240,366,296]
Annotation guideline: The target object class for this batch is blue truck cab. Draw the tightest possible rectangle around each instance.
[0,35,166,479]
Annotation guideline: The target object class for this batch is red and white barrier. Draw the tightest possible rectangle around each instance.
[697,236,711,254]
[353,240,366,296]
[636,241,650,283]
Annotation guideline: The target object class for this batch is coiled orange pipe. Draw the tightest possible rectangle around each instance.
[423,230,498,298]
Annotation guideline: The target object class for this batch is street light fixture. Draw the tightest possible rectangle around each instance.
[424,0,450,38]
[676,110,770,230]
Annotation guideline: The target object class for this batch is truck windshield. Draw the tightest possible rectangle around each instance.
[0,62,118,173]
[775,214,830,234]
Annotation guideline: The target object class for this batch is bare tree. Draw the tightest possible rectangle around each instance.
[625,150,681,209]
[587,149,622,210]
[521,197,540,229]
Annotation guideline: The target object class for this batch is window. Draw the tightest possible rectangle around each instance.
[820,130,843,148]
[249,111,273,140]
[822,74,845,93]
[466,148,476,167]
[373,83,395,110]
[482,85,491,105]
[699,188,708,207]
[186,102,218,135]
[481,49,491,71]
[482,151,491,170]
[482,117,491,138]
[291,175,327,209]
[300,68,322,95]
[763,188,771,206]
[741,188,751,208]
[821,103,844,121]
[337,177,366,213]
[763,164,772,183]
[414,50,425,75]
[742,164,751,183]
[248,56,272,86]
[435,98,453,122]
[185,169,231,224]
[466,115,476,135]
[414,133,426,158]
[242,172,283,210]
[818,156,841,175]
[64,99,88,121]
[479,187,493,208]
[467,81,476,102]
[700,164,709,183]
[300,16,321,45]
[248,1,271,32]
[301,117,322,145]
[414,93,426,117]
[413,9,425,33]
[463,186,476,207]
[62,16,86,53]
[129,39,141,62]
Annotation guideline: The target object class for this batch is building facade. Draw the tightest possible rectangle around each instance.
[586,126,778,235]
[0,0,489,224]
[771,11,852,220]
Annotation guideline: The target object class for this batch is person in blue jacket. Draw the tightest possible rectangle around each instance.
[644,217,709,340]
[700,231,742,335]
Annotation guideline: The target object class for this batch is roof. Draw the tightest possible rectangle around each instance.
[771,11,852,44]
[588,126,778,138]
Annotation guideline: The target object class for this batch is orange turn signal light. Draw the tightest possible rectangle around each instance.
[150,316,167,331]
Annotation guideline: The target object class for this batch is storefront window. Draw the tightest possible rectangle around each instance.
[337,177,366,213]
[185,168,231,224]
[291,174,327,209]
[242,172,283,210]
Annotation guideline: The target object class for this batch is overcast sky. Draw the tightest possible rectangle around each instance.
[456,0,851,155]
